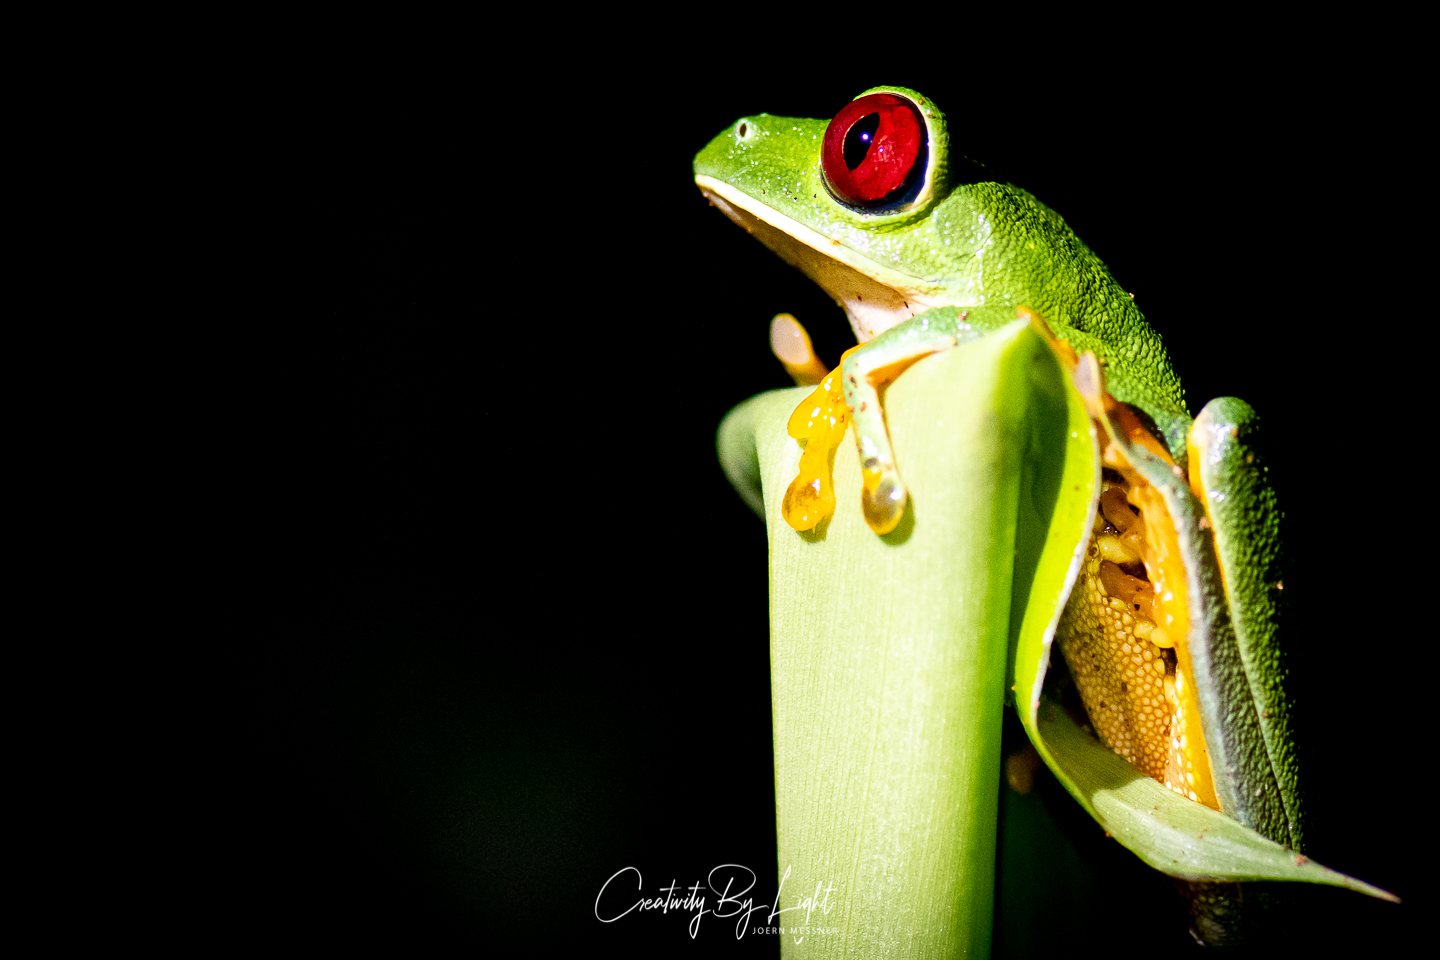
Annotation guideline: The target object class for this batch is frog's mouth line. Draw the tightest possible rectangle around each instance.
[695,175,945,341]
[694,175,929,293]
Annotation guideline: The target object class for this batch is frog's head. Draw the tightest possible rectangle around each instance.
[694,86,998,342]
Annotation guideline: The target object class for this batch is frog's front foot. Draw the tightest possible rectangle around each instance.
[780,351,908,535]
[856,437,907,534]
[778,313,965,535]
[780,346,854,531]
[841,333,956,535]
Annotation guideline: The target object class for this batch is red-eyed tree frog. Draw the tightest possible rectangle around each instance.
[695,85,1394,944]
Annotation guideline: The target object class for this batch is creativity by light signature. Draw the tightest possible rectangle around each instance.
[594,863,836,941]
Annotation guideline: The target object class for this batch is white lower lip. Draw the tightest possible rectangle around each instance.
[694,175,925,293]
[695,175,943,343]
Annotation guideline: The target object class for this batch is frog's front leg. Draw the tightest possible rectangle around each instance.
[780,306,1023,533]
[841,318,964,533]
[849,307,1045,532]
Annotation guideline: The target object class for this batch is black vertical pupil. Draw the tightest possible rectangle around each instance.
[843,114,881,171]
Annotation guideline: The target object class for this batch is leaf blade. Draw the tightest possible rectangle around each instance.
[755,320,1047,956]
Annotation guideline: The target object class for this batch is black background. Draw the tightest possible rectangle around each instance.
[279,34,1418,955]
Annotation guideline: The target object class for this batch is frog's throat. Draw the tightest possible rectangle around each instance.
[696,175,946,343]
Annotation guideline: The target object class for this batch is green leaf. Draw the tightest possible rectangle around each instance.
[746,320,1049,955]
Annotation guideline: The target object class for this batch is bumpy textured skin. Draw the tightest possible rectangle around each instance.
[1054,544,1180,784]
[1191,398,1301,851]
[932,182,1189,454]
[692,89,1191,457]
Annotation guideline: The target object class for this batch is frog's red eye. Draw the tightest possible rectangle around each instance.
[821,93,927,208]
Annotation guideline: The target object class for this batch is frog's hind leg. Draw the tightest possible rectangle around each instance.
[841,310,983,533]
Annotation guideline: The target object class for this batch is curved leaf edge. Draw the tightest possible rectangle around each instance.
[1027,696,1397,902]
[1009,346,1398,903]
